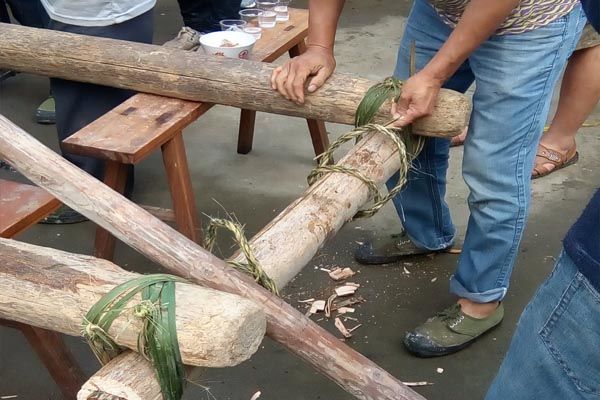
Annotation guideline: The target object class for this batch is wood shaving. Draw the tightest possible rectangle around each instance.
[337,307,355,314]
[331,295,365,311]
[250,391,261,400]
[401,381,433,387]
[335,285,357,297]
[298,298,315,303]
[347,323,362,333]
[309,300,326,314]
[328,267,356,281]
[325,294,337,318]
[334,317,352,338]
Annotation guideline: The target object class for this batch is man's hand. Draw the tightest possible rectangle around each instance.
[271,46,336,104]
[391,70,443,127]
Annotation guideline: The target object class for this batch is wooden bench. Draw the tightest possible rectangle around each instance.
[63,8,328,261]
[0,179,85,399]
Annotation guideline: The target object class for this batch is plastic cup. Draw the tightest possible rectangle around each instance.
[275,0,291,22]
[258,10,276,28]
[239,8,262,26]
[243,26,262,40]
[219,19,247,31]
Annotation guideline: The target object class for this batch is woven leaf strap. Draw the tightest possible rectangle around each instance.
[83,274,186,400]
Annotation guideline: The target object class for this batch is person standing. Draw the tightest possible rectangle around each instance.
[38,0,155,223]
[271,0,587,357]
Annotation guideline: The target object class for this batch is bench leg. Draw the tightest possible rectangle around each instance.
[161,133,202,243]
[1,319,85,399]
[94,160,128,261]
[289,41,330,162]
[237,109,257,154]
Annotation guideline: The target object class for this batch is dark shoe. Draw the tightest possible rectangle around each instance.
[35,96,56,125]
[355,231,456,265]
[403,303,504,357]
[0,160,16,172]
[0,69,16,82]
[40,205,88,224]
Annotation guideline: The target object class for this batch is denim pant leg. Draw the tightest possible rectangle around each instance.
[49,10,154,184]
[485,251,600,400]
[450,7,587,303]
[387,0,474,250]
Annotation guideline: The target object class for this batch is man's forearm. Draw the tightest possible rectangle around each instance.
[425,0,520,83]
[307,0,345,51]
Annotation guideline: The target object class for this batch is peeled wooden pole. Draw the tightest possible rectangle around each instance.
[0,23,469,138]
[0,238,266,368]
[0,117,424,400]
[77,352,161,400]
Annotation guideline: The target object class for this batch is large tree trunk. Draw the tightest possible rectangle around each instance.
[0,23,470,138]
[0,118,425,399]
[0,238,266,368]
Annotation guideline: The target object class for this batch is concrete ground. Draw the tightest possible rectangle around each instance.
[1,1,599,399]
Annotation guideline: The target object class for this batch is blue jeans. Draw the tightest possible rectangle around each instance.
[486,251,600,400]
[387,0,586,303]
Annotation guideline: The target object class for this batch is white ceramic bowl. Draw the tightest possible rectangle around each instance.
[200,31,256,59]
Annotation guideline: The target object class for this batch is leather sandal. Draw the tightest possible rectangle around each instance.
[532,143,579,179]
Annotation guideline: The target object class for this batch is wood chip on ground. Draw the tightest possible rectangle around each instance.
[328,267,356,281]
[334,317,352,338]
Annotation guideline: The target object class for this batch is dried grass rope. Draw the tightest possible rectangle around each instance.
[307,76,425,219]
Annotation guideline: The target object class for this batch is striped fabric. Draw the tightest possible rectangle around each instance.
[430,0,579,34]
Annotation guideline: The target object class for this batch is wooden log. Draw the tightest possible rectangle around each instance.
[0,237,266,368]
[77,352,161,400]
[230,130,412,286]
[0,119,424,399]
[0,23,470,138]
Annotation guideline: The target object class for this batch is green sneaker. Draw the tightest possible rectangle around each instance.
[404,303,504,357]
[35,96,56,125]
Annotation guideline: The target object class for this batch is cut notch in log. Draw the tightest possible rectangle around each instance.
[0,238,266,368]
[0,23,470,138]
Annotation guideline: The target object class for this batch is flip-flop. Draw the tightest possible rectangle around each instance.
[532,144,579,179]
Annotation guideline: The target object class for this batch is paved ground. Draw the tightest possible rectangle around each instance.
[1,1,599,399]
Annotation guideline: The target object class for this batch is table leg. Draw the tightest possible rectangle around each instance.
[94,160,128,261]
[237,108,257,154]
[289,41,330,163]
[1,319,85,400]
[161,133,202,243]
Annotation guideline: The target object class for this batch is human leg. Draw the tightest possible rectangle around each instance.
[43,10,154,223]
[390,0,474,248]
[533,42,600,178]
[485,251,600,400]
[404,6,587,357]
[176,0,240,33]
[452,7,587,304]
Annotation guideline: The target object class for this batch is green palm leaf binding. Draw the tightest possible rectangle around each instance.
[309,42,424,218]
[83,274,187,400]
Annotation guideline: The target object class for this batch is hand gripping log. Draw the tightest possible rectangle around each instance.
[0,23,470,138]
[0,115,426,399]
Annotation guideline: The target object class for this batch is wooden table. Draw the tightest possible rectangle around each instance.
[63,9,327,261]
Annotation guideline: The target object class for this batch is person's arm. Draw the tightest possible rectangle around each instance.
[392,0,520,126]
[270,0,345,104]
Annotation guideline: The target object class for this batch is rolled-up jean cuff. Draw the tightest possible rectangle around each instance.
[450,278,507,303]
[405,231,454,251]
